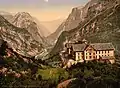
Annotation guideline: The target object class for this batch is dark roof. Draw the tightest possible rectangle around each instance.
[91,43,114,50]
[73,44,86,51]
[72,43,114,51]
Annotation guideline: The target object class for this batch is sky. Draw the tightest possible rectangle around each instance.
[0,0,89,21]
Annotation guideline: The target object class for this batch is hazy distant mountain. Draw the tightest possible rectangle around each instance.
[46,21,66,45]
[34,17,51,37]
[40,19,65,34]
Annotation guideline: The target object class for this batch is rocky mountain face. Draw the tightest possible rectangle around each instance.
[51,0,120,58]
[47,6,83,45]
[0,14,45,57]
[12,12,45,43]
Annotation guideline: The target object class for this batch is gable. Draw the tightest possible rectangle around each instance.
[85,45,95,52]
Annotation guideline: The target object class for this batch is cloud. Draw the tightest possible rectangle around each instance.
[44,0,49,2]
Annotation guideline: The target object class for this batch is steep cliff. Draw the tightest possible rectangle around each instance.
[51,0,120,57]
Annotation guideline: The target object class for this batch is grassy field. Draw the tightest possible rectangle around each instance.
[36,67,69,82]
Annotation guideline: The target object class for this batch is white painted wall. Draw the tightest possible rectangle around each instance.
[96,50,114,59]
[75,50,115,63]
[75,52,84,62]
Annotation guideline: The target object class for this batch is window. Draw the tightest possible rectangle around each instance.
[78,53,80,55]
[105,51,106,53]
[108,51,109,53]
[102,51,103,54]
[86,56,87,59]
[89,56,92,58]
[96,51,97,54]
[89,53,91,55]
[99,51,100,54]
